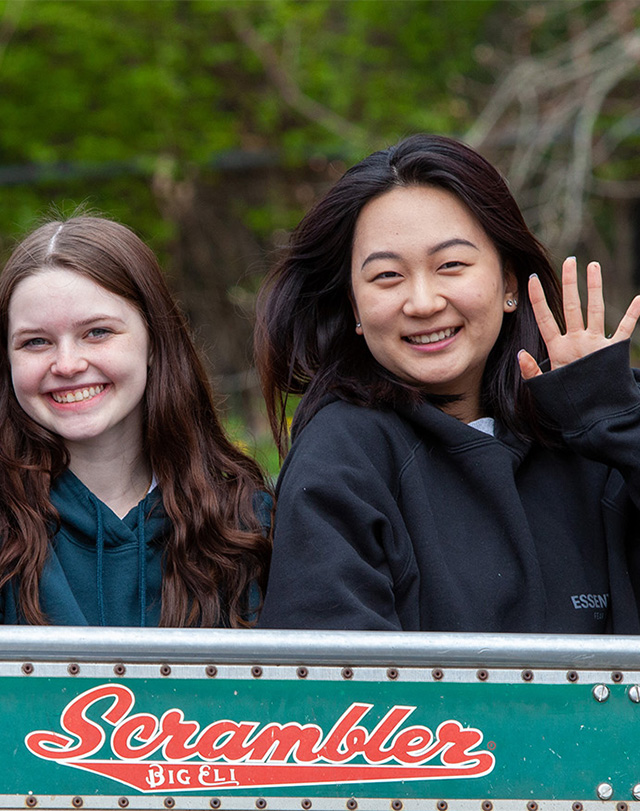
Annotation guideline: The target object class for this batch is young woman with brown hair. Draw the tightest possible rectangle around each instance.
[0,215,271,626]
[256,134,640,634]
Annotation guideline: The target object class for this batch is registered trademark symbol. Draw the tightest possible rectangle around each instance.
[488,741,496,750]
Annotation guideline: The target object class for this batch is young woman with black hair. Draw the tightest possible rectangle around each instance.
[0,215,271,626]
[256,134,640,634]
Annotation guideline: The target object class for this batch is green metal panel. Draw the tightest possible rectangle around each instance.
[0,663,638,807]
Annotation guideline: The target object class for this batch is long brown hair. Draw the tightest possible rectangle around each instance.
[256,134,564,457]
[0,215,271,626]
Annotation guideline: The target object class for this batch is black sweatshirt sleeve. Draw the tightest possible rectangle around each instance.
[527,340,640,505]
[258,404,414,630]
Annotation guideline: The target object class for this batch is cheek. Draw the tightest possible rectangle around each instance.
[355,292,399,328]
[9,357,37,398]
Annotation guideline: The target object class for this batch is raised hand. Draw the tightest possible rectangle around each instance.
[518,256,640,380]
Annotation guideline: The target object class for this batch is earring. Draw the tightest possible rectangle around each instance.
[356,322,361,330]
[506,298,517,308]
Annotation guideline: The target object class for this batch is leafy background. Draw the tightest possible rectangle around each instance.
[1,0,638,475]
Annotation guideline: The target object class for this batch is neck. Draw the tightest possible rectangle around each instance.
[66,439,152,519]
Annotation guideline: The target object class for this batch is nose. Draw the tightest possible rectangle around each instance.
[402,277,447,318]
[50,341,89,377]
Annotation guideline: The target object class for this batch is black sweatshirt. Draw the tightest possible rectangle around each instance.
[259,342,640,633]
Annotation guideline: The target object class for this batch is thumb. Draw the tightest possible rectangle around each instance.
[518,349,542,381]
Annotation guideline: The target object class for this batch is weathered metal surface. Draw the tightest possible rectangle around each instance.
[0,629,637,810]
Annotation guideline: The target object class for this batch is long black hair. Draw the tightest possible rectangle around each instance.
[256,134,563,456]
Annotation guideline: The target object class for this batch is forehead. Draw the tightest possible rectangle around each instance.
[8,267,141,326]
[352,186,492,254]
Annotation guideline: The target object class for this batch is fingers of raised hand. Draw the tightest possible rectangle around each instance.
[528,272,561,346]
[561,256,585,332]
[518,349,542,381]
[613,294,640,342]
[585,261,605,335]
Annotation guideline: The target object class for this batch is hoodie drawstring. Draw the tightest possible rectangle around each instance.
[90,494,147,627]
[137,500,147,627]
[90,493,107,627]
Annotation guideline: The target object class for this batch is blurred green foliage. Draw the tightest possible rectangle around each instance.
[0,0,637,476]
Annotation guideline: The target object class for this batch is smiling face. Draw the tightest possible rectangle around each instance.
[350,185,517,422]
[7,267,150,456]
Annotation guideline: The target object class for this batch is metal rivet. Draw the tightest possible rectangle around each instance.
[592,684,610,702]
[387,668,399,681]
[256,800,267,810]
[25,797,37,808]
[21,663,34,675]
[210,800,221,809]
[118,800,129,809]
[342,667,354,680]
[205,665,218,678]
[612,671,624,683]
[482,802,493,811]
[437,803,448,811]
[160,664,171,676]
[113,663,126,676]
[346,801,358,811]
[628,685,640,703]
[67,663,80,676]
[432,668,444,681]
[527,803,538,811]
[633,785,640,801]
[596,783,613,801]
[567,670,579,682]
[391,802,403,811]
[301,801,312,810]
[252,665,263,678]
[297,666,309,679]
[164,799,175,810]
[617,802,629,811]
[521,670,534,682]
[572,803,583,811]
[71,799,83,809]
[477,669,489,682]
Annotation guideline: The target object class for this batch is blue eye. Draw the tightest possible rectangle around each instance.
[87,328,111,338]
[23,337,49,348]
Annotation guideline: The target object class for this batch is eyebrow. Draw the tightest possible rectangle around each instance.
[360,239,479,270]
[11,315,127,340]
[428,238,479,255]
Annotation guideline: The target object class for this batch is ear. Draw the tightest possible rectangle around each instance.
[348,290,364,335]
[503,268,519,313]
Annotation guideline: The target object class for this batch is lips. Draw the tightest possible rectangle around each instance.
[50,384,105,404]
[404,327,459,345]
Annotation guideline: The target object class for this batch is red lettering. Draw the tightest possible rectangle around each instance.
[389,726,435,764]
[25,685,494,782]
[362,706,416,763]
[438,721,493,770]
[242,723,323,762]
[25,684,133,761]
[162,711,200,760]
[316,703,372,763]
[111,713,165,759]
[196,721,259,760]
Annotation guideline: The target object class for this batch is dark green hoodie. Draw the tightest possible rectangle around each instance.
[1,470,168,626]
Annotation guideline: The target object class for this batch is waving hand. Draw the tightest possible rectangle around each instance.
[518,257,640,380]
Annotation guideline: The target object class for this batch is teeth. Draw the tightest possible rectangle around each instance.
[51,385,104,404]
[407,328,456,345]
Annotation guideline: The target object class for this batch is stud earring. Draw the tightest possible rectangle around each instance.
[506,298,517,308]
[356,322,361,330]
